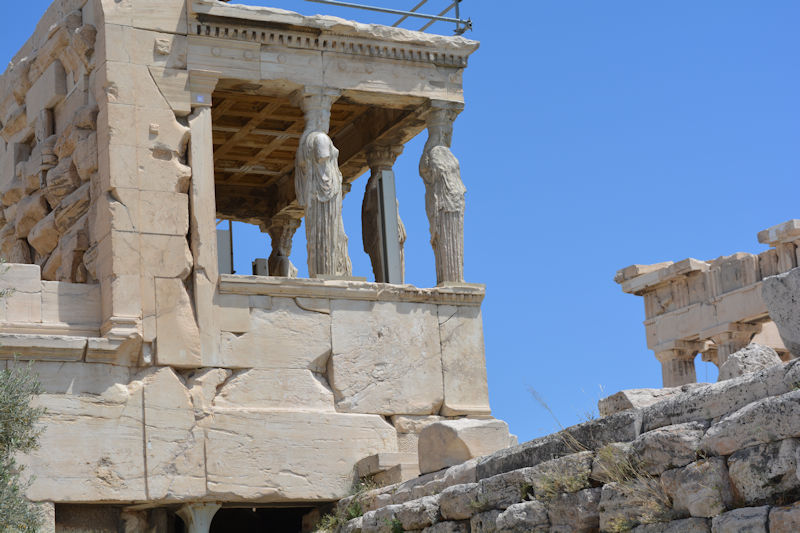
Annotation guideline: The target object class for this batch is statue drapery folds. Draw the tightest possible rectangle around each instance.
[419,105,466,284]
[293,88,352,278]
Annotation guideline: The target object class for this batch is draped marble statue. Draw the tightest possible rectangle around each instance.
[362,144,406,283]
[419,104,466,284]
[266,214,301,277]
[293,89,352,277]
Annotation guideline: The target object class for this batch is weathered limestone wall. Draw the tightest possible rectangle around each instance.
[17,362,397,504]
[328,358,800,532]
[216,276,491,417]
[0,275,492,506]
[0,0,98,283]
[0,263,100,342]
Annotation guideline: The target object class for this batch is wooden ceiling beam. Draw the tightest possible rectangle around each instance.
[213,101,284,161]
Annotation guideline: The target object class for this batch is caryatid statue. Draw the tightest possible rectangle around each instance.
[362,144,407,283]
[419,103,466,284]
[293,88,352,277]
[266,214,301,278]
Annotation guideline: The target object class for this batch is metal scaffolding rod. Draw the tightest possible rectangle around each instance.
[392,0,429,27]
[419,2,457,32]
[304,0,471,33]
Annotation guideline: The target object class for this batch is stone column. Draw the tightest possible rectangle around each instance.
[700,345,719,367]
[176,503,220,533]
[712,330,758,367]
[292,86,352,278]
[266,214,301,277]
[655,340,703,387]
[363,144,406,283]
[419,100,466,285]
[701,322,760,368]
[188,70,221,365]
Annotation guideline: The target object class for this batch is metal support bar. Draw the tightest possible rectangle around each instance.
[419,2,458,31]
[392,0,429,27]
[304,0,470,26]
[378,169,402,284]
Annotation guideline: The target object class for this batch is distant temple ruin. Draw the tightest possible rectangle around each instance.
[616,219,799,387]
[0,1,509,530]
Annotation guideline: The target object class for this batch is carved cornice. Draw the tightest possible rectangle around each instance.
[189,0,477,68]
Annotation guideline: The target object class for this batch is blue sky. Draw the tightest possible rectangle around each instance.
[4,1,799,442]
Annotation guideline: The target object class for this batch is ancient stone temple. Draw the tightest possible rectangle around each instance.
[616,219,800,387]
[0,1,508,531]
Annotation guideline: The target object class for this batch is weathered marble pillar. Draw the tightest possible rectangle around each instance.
[419,101,466,285]
[700,345,719,367]
[266,214,301,277]
[176,503,220,533]
[363,144,406,283]
[292,87,352,277]
[701,322,760,368]
[655,341,703,387]
[712,329,759,368]
[188,70,221,365]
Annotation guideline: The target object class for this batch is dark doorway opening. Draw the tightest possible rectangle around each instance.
[209,507,316,532]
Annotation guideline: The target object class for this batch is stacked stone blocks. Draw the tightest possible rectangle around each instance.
[328,357,800,532]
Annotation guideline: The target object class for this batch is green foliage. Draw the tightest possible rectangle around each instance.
[535,468,590,501]
[0,361,45,532]
[313,477,377,531]
[389,518,404,533]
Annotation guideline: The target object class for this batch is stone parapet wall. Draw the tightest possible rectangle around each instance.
[0,263,100,335]
[325,358,800,532]
[214,277,490,417]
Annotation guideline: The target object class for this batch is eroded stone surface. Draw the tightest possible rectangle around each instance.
[438,304,490,416]
[710,506,769,533]
[214,368,335,411]
[633,518,710,533]
[769,502,800,533]
[762,267,800,357]
[632,421,705,475]
[661,458,733,518]
[727,439,800,506]
[546,487,601,533]
[219,297,331,370]
[495,500,549,532]
[204,410,397,500]
[718,343,782,382]
[599,387,687,416]
[701,390,800,456]
[418,418,511,474]
[330,300,443,415]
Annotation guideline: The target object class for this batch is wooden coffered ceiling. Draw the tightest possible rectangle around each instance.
[211,88,430,228]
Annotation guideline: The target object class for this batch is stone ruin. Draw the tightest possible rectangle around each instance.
[4,1,800,532]
[615,219,800,387]
[315,237,800,532]
[0,0,514,531]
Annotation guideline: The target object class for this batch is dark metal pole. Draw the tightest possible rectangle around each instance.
[419,2,457,32]
[304,0,469,25]
[392,0,429,27]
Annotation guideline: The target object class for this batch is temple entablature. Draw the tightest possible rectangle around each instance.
[617,219,800,387]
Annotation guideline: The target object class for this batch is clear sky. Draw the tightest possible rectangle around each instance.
[4,1,799,443]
